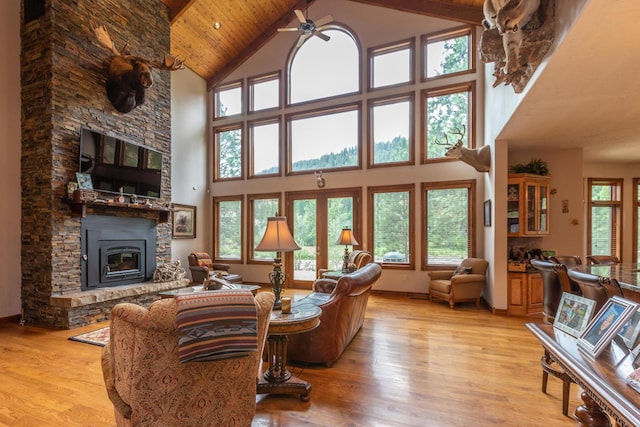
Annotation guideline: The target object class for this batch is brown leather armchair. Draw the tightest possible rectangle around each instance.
[317,250,372,279]
[428,258,488,308]
[187,252,243,284]
[287,262,382,367]
[101,291,274,426]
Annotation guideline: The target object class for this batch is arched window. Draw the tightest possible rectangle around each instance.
[288,27,360,104]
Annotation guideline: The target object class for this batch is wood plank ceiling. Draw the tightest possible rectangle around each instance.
[160,0,485,90]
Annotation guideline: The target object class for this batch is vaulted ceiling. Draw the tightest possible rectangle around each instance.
[160,0,485,89]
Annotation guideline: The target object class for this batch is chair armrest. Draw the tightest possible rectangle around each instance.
[211,263,231,271]
[101,344,132,419]
[189,265,209,272]
[428,270,454,280]
[450,273,486,284]
[313,278,338,294]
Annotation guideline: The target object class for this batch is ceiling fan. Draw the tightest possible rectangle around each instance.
[277,8,333,47]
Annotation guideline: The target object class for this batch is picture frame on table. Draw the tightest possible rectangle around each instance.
[75,172,93,190]
[618,308,640,349]
[578,296,638,359]
[483,200,491,227]
[172,204,196,239]
[553,292,597,338]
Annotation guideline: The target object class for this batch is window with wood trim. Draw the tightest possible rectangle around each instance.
[422,25,475,81]
[214,124,243,181]
[367,185,414,268]
[588,178,623,260]
[248,72,280,113]
[368,38,414,90]
[368,93,414,167]
[214,79,243,118]
[247,193,281,262]
[422,180,476,268]
[214,196,243,262]
[248,117,280,177]
[422,81,475,162]
[634,178,640,263]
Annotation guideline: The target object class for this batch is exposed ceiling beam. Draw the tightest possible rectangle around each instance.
[346,0,484,26]
[206,0,316,90]
[166,0,197,24]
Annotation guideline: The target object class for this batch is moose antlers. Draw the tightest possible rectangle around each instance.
[91,21,185,113]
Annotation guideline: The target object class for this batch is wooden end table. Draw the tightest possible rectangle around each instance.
[257,302,321,402]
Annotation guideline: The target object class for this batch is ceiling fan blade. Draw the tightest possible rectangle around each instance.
[313,15,333,27]
[296,33,309,48]
[277,27,300,32]
[294,9,306,24]
[314,31,330,42]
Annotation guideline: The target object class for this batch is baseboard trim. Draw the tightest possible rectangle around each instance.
[0,314,22,325]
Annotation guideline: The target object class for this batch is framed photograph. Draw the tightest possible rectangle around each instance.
[483,200,491,227]
[75,172,93,190]
[172,204,196,239]
[578,296,639,359]
[618,308,640,349]
[553,292,597,337]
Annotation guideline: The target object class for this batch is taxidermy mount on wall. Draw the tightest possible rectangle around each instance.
[91,22,185,113]
[479,0,555,93]
[435,126,491,173]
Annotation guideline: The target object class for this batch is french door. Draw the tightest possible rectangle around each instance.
[284,188,361,289]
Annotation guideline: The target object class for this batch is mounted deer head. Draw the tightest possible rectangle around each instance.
[91,22,185,113]
[435,126,491,173]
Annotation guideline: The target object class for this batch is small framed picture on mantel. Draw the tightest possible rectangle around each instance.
[172,204,196,239]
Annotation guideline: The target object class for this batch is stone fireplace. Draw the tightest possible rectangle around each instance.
[20,0,186,329]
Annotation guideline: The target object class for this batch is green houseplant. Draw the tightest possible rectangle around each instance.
[509,158,549,176]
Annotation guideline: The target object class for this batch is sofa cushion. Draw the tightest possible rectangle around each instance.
[453,265,473,276]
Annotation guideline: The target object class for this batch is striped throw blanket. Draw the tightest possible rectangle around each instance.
[175,291,258,363]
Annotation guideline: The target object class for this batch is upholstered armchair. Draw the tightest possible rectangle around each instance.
[101,291,274,427]
[428,258,488,308]
[317,250,372,279]
[187,252,243,284]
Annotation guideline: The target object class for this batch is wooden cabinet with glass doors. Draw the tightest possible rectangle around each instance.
[507,174,550,236]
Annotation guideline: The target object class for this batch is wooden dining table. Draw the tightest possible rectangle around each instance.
[570,263,640,302]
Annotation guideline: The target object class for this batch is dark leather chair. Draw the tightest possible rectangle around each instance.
[552,263,583,295]
[187,252,243,284]
[567,269,623,313]
[287,263,382,367]
[550,255,582,268]
[586,255,620,265]
[530,259,574,416]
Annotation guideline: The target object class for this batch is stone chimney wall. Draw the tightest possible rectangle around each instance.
[21,0,173,328]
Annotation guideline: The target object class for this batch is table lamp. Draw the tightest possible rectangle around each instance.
[255,215,301,310]
[336,228,358,273]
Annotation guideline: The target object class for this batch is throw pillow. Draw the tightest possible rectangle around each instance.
[453,266,473,276]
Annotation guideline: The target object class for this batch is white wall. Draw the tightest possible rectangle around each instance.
[0,0,22,318]
[170,68,209,271]
[210,0,486,293]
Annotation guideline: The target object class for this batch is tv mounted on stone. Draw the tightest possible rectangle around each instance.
[79,128,163,199]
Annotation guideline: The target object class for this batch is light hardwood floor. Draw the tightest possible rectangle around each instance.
[0,291,583,426]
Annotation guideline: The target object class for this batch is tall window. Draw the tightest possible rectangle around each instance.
[249,118,280,177]
[422,82,475,162]
[248,72,280,112]
[288,103,360,173]
[588,178,623,259]
[422,180,476,268]
[368,185,414,268]
[369,38,414,90]
[214,125,242,180]
[634,178,640,263]
[214,196,243,261]
[248,193,280,262]
[214,80,242,118]
[368,93,414,167]
[288,27,360,104]
[422,26,475,81]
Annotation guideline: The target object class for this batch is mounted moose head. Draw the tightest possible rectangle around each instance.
[91,22,185,113]
[435,126,491,173]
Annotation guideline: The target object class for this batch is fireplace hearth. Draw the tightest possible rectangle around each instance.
[82,216,157,290]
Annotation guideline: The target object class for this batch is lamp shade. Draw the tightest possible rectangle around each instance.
[336,228,359,246]
[255,216,301,252]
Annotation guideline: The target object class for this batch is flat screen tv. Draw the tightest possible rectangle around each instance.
[79,128,163,198]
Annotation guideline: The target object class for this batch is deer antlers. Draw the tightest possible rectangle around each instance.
[434,125,466,147]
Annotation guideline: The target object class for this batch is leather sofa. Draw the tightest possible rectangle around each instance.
[187,252,243,284]
[287,262,382,367]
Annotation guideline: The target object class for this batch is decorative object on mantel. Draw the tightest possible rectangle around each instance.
[435,126,491,172]
[91,22,185,113]
[479,0,555,93]
[172,204,196,238]
[153,260,186,282]
[509,157,549,175]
